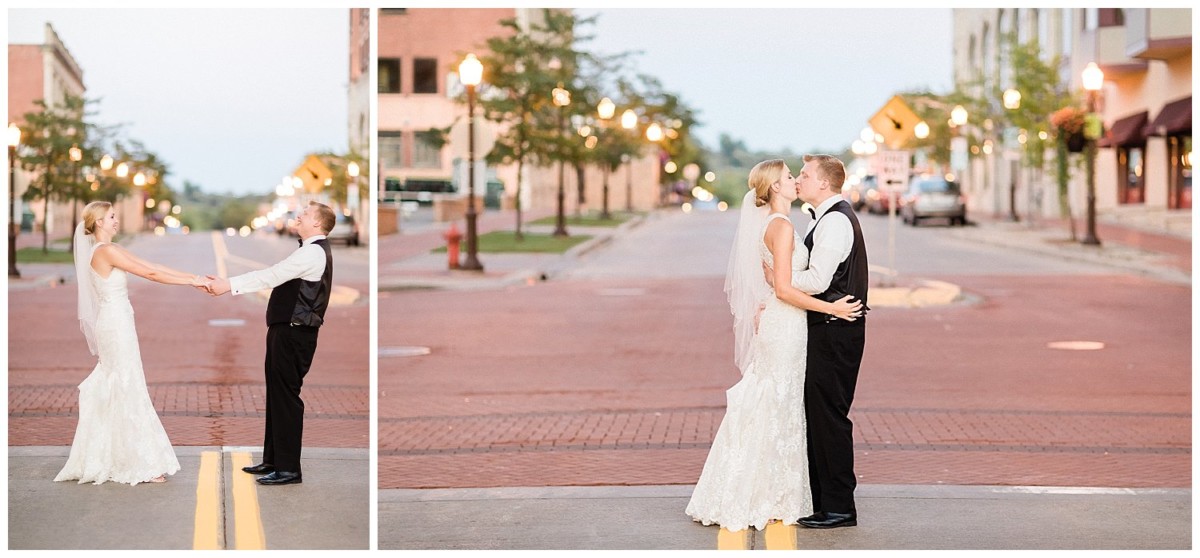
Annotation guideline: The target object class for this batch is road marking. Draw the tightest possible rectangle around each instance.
[379,346,432,358]
[193,451,222,550]
[717,527,749,550]
[230,452,266,550]
[764,522,797,549]
[210,232,229,279]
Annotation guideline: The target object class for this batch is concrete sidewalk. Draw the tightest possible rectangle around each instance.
[8,446,369,550]
[380,484,1190,550]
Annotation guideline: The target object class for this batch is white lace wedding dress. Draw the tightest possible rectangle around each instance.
[686,213,812,531]
[55,243,180,485]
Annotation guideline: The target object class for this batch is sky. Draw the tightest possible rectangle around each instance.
[8,9,349,196]
[578,8,954,155]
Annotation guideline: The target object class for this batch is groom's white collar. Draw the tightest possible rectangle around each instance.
[301,235,328,245]
[810,195,844,220]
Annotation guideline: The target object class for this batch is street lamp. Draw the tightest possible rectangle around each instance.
[621,109,637,212]
[1003,88,1021,222]
[552,83,571,237]
[914,121,930,139]
[69,144,83,244]
[596,98,616,219]
[1081,62,1104,246]
[8,123,21,278]
[458,53,485,270]
[645,123,663,142]
[597,97,615,120]
[1003,88,1022,110]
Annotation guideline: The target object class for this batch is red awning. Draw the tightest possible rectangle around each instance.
[1098,111,1148,148]
[1143,96,1191,137]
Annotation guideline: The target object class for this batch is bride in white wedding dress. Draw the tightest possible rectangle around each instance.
[686,160,862,531]
[55,201,205,485]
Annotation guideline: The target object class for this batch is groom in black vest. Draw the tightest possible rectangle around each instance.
[793,154,868,528]
[203,201,336,485]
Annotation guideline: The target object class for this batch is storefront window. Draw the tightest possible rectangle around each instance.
[1119,146,1145,204]
[1175,136,1192,209]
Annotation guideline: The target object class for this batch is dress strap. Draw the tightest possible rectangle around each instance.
[765,212,791,225]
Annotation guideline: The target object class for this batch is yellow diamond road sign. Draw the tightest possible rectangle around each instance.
[294,155,333,194]
[869,96,923,149]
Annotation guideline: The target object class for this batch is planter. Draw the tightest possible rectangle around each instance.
[1066,132,1086,153]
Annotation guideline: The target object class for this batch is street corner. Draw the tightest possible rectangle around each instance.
[868,278,969,309]
[6,265,72,291]
[379,267,546,292]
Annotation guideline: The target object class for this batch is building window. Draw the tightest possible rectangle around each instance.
[380,131,404,169]
[1118,146,1145,204]
[381,8,408,15]
[412,130,442,168]
[1099,8,1124,27]
[379,58,400,94]
[413,58,438,94]
[1169,136,1192,209]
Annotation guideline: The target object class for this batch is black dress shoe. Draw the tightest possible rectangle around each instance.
[256,471,302,485]
[241,463,274,475]
[798,511,856,529]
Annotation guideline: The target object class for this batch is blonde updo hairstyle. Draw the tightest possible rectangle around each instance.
[82,201,113,236]
[748,159,787,207]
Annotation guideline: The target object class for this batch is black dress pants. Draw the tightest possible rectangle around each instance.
[262,323,319,473]
[805,320,866,514]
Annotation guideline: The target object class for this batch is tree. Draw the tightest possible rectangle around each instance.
[18,94,92,252]
[477,9,577,240]
[626,74,705,205]
[312,150,369,213]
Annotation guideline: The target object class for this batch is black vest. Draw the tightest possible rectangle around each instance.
[804,200,869,326]
[266,239,333,328]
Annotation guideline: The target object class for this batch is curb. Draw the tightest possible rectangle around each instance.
[946,226,1190,285]
[379,213,649,291]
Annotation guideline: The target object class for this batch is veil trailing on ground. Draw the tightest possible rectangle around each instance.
[724,189,771,376]
[73,222,99,356]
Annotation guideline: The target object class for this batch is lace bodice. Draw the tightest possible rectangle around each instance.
[759,213,810,282]
[90,244,130,306]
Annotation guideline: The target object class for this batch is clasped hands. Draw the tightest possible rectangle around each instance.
[191,274,231,297]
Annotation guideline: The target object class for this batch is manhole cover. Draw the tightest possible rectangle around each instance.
[380,346,431,357]
[1047,341,1105,351]
[208,319,246,327]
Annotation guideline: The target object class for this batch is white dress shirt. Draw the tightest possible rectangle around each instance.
[229,235,328,296]
[794,196,853,295]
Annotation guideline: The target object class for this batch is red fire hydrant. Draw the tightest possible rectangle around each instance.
[444,222,462,270]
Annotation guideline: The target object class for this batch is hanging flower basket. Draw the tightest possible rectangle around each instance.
[1051,106,1089,153]
[1065,132,1086,153]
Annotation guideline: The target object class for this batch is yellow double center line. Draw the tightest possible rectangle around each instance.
[717,523,797,550]
[193,450,266,550]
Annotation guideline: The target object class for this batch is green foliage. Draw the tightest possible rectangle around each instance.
[311,150,369,211]
[16,246,74,263]
[15,92,181,249]
[432,230,591,253]
[218,197,260,230]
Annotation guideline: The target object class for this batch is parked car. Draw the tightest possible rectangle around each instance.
[274,211,296,236]
[328,213,360,246]
[841,176,867,211]
[900,176,967,226]
[863,175,905,215]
